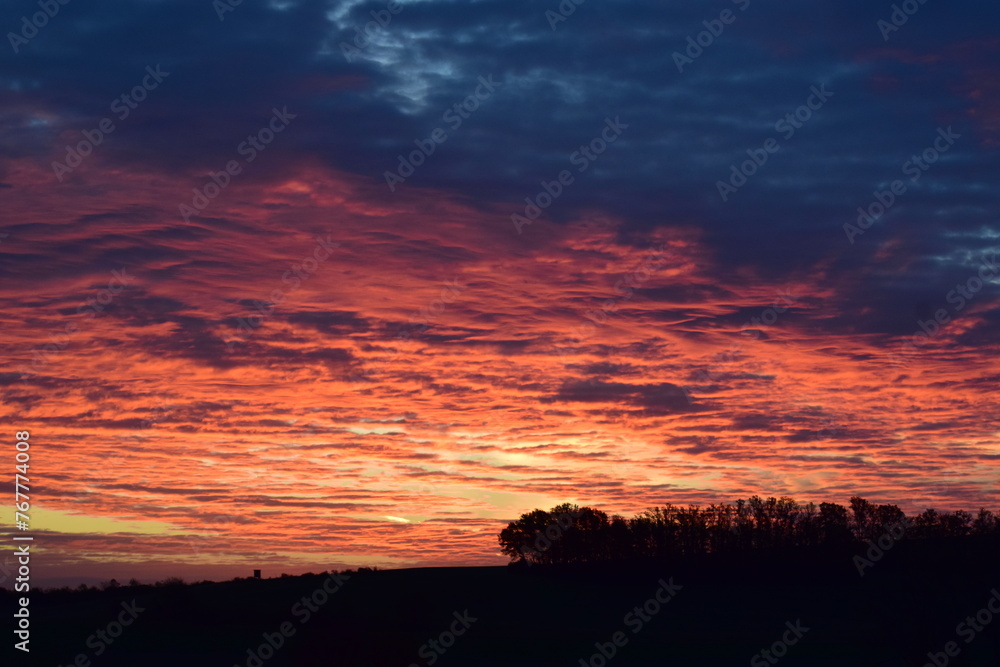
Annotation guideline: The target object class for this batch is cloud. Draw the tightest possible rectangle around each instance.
[1,0,998,583]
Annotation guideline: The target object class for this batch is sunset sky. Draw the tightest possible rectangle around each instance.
[1,0,999,586]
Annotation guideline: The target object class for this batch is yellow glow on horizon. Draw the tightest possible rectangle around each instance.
[32,505,179,536]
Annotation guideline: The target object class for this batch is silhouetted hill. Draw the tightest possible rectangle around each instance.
[6,537,999,666]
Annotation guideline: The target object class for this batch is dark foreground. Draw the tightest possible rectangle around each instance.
[7,539,1000,666]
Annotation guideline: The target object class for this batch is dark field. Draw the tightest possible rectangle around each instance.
[9,538,1000,666]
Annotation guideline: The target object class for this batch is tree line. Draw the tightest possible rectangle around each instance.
[497,497,1000,565]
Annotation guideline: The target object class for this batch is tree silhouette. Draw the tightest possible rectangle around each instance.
[498,496,1000,565]
[498,507,559,565]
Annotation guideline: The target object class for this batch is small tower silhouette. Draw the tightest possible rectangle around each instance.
[253,569,261,579]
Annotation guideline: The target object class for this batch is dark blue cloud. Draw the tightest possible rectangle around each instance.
[2,0,998,338]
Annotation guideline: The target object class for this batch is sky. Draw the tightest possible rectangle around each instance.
[1,0,999,586]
